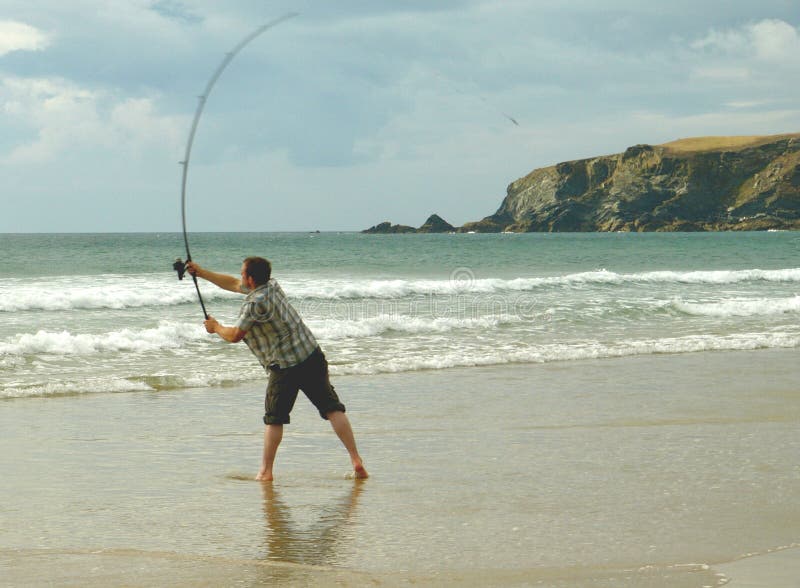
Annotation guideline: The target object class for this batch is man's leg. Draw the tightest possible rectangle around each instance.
[256,424,283,482]
[260,364,300,482]
[327,411,368,479]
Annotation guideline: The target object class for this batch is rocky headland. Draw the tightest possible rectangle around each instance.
[364,133,800,233]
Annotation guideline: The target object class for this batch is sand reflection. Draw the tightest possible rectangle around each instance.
[261,481,365,568]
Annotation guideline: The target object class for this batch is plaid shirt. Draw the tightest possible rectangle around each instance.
[234,279,318,370]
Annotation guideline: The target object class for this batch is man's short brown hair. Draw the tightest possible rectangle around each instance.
[243,256,272,285]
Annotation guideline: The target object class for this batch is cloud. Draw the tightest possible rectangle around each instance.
[149,0,204,25]
[687,19,800,89]
[749,19,800,61]
[0,76,184,165]
[0,20,50,56]
[690,28,747,54]
[691,18,800,61]
[723,99,778,110]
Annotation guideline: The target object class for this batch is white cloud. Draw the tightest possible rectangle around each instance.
[690,28,747,54]
[0,76,184,165]
[687,19,800,87]
[0,20,50,56]
[0,77,96,163]
[691,18,800,62]
[749,19,800,61]
[724,99,777,110]
[110,97,183,147]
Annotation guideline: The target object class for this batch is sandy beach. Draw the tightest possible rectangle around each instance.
[717,547,800,587]
[2,348,799,587]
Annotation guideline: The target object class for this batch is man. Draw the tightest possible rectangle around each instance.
[186,257,367,482]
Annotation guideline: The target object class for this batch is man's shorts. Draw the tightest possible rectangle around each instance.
[263,347,346,425]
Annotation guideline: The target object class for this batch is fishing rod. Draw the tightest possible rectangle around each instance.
[173,13,298,318]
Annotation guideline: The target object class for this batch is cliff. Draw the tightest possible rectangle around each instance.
[460,133,800,232]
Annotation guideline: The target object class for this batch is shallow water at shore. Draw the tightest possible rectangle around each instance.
[3,348,799,586]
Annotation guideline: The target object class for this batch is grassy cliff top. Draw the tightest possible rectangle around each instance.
[659,133,800,154]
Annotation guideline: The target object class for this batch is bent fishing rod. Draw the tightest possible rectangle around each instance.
[173,13,298,318]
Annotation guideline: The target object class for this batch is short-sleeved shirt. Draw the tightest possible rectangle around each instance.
[234,279,318,370]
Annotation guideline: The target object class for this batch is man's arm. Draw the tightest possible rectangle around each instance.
[204,316,246,343]
[186,261,242,293]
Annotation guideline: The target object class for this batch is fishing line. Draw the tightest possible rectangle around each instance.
[174,13,298,318]
[433,70,520,126]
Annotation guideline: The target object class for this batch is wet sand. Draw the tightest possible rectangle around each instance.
[4,548,800,587]
[2,348,799,587]
[716,546,800,587]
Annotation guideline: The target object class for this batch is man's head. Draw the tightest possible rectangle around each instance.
[241,256,272,288]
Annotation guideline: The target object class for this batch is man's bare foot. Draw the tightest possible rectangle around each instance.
[353,461,368,479]
[255,469,273,482]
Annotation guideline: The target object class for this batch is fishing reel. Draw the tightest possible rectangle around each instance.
[173,256,208,318]
[173,257,187,280]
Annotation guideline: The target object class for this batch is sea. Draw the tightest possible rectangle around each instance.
[2,230,800,587]
[1,230,799,399]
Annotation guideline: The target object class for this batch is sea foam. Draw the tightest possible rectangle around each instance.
[309,314,523,340]
[3,268,799,311]
[672,295,800,317]
[0,377,155,399]
[0,274,238,312]
[286,268,800,300]
[0,321,206,356]
[330,331,800,375]
[4,330,798,397]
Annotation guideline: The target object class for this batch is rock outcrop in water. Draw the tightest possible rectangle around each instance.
[364,134,800,233]
[460,133,800,232]
[417,214,456,233]
[363,214,455,234]
[362,221,417,234]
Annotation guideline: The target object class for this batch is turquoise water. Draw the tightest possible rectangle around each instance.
[3,230,797,277]
[1,231,799,398]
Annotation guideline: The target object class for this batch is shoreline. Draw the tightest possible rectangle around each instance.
[715,545,800,587]
[5,344,800,402]
[4,545,800,587]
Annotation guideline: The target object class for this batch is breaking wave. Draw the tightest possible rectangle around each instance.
[332,331,800,375]
[4,268,799,311]
[5,331,799,399]
[0,275,238,312]
[0,321,207,356]
[0,315,522,359]
[287,268,800,300]
[0,370,250,399]
[672,295,800,317]
[310,314,523,340]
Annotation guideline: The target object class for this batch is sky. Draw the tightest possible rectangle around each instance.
[1,1,799,232]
